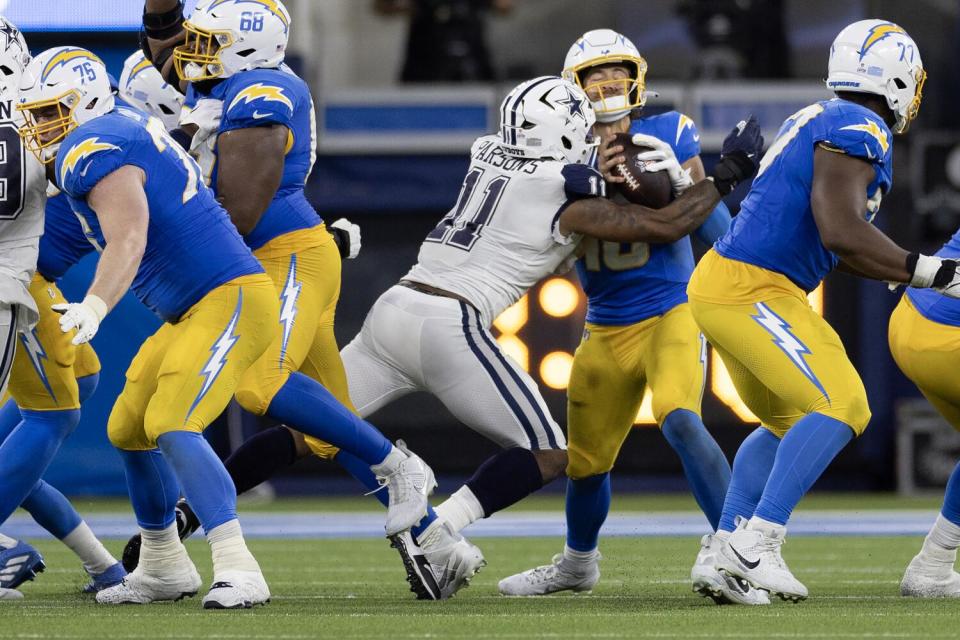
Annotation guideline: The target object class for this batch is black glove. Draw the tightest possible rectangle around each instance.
[710,116,764,196]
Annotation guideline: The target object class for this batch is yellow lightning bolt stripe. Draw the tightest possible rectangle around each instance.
[840,119,889,154]
[228,83,293,112]
[42,49,104,83]
[129,57,155,81]
[860,23,905,58]
[676,113,694,145]
[60,138,120,182]
[208,0,289,28]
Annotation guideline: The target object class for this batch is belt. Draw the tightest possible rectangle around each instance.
[398,280,474,307]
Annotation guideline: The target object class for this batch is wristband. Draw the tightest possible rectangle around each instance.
[143,1,185,40]
[82,295,109,322]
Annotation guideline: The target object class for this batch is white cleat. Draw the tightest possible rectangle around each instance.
[900,554,960,597]
[202,569,270,609]
[96,562,201,605]
[691,534,770,605]
[379,441,437,536]
[420,522,486,599]
[498,553,600,596]
[715,522,807,602]
[0,588,23,600]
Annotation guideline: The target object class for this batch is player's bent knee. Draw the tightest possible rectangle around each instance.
[234,385,270,416]
[566,448,613,481]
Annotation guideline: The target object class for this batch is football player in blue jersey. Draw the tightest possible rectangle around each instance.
[498,28,746,601]
[682,20,955,602]
[0,53,193,599]
[889,228,960,597]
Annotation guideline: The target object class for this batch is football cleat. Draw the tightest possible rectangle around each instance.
[419,522,486,599]
[388,530,442,600]
[0,587,23,600]
[378,441,437,536]
[691,534,770,605]
[202,570,270,609]
[95,562,202,605]
[82,561,127,594]
[121,500,198,572]
[0,539,45,590]
[498,552,600,596]
[715,523,807,602]
[900,553,960,597]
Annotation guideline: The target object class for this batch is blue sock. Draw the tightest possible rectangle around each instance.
[157,431,237,533]
[335,449,438,539]
[118,449,181,530]
[718,427,781,532]
[21,481,82,539]
[940,461,960,526]
[76,372,100,404]
[266,372,392,466]
[754,413,854,525]
[565,473,610,552]
[0,409,80,523]
[661,409,730,530]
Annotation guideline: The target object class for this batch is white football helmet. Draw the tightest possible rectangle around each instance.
[499,76,597,165]
[0,17,30,99]
[562,29,648,124]
[826,19,925,134]
[174,0,290,82]
[119,50,184,130]
[16,47,115,163]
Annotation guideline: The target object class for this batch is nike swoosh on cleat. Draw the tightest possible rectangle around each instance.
[729,545,761,570]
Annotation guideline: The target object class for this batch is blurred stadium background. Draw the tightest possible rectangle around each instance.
[13,0,960,500]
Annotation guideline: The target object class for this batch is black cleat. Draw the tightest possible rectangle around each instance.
[388,530,442,600]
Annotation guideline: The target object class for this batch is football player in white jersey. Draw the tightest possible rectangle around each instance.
[339,75,763,598]
[0,17,55,601]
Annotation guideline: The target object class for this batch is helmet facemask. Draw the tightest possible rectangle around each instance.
[17,91,83,164]
[568,57,647,123]
[174,21,233,81]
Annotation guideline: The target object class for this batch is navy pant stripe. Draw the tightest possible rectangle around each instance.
[0,305,17,390]
[459,302,537,449]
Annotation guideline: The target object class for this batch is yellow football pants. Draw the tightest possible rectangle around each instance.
[566,303,707,479]
[889,295,960,429]
[5,274,101,411]
[108,273,278,450]
[687,250,870,438]
[233,226,352,460]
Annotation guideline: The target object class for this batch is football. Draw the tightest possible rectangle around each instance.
[611,132,674,208]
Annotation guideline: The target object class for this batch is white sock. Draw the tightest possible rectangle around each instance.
[919,514,960,565]
[714,529,731,541]
[370,446,405,476]
[0,532,17,548]
[434,486,484,533]
[747,516,787,539]
[207,519,260,575]
[140,523,189,572]
[563,545,599,564]
[62,522,117,575]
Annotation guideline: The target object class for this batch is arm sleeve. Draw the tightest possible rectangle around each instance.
[693,200,731,246]
[221,76,297,132]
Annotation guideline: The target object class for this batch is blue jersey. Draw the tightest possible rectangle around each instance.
[186,66,322,250]
[716,99,894,292]
[576,111,705,325]
[907,229,960,327]
[36,192,95,281]
[56,107,263,322]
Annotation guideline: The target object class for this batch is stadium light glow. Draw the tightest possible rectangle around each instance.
[493,295,528,335]
[497,335,530,372]
[540,351,574,390]
[539,278,580,317]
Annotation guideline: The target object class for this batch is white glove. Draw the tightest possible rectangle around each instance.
[631,133,694,195]
[894,253,960,299]
[330,218,362,259]
[52,295,108,345]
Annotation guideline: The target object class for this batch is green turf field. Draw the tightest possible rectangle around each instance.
[2,495,955,639]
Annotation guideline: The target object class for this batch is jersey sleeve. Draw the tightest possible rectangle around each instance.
[57,129,133,199]
[561,164,606,200]
[672,113,701,164]
[221,72,298,132]
[819,113,892,166]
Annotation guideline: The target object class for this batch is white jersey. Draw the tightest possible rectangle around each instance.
[405,135,603,326]
[0,98,45,329]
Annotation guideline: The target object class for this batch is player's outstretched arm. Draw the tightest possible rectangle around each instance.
[558,179,722,243]
[53,166,149,345]
[216,125,289,235]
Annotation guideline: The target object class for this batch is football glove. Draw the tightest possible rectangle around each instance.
[631,133,694,196]
[330,218,362,259]
[905,253,960,298]
[709,116,764,196]
[52,295,108,345]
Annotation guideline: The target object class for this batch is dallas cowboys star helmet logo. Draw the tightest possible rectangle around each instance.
[0,20,21,54]
[557,88,587,122]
